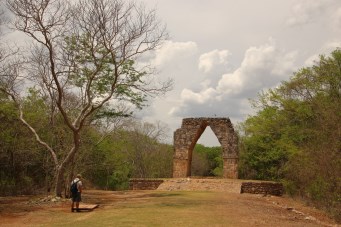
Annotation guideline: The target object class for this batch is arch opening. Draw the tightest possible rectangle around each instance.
[197,126,221,147]
[189,126,223,177]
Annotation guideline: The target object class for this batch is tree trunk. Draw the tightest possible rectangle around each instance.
[55,132,80,197]
[55,165,66,197]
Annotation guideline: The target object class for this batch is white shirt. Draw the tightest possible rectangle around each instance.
[71,178,82,191]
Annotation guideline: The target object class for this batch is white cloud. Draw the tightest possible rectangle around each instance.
[142,40,202,92]
[181,87,218,104]
[151,40,198,67]
[170,38,297,121]
[198,49,230,74]
[218,39,297,95]
[216,71,243,95]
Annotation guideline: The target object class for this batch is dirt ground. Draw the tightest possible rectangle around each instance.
[0,179,339,227]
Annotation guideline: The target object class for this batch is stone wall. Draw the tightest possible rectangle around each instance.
[173,117,238,178]
[129,178,284,196]
[129,179,164,190]
[240,182,284,196]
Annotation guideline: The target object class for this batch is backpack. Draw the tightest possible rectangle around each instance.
[70,180,80,195]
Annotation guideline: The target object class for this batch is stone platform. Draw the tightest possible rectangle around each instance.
[157,178,243,193]
[77,204,99,211]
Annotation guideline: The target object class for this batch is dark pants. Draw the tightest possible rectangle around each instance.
[72,192,81,202]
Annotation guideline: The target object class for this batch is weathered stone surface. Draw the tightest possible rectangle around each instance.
[173,117,238,178]
[240,182,284,196]
[157,178,242,193]
[129,179,164,190]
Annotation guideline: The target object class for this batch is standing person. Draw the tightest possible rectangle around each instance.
[70,174,83,212]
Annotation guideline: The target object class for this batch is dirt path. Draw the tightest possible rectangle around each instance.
[0,181,339,226]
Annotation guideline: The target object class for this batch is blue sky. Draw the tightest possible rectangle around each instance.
[136,0,341,146]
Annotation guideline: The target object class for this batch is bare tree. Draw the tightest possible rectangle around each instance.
[118,118,171,178]
[3,0,171,196]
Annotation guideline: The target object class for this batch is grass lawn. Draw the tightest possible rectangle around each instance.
[49,191,238,227]
[0,190,335,226]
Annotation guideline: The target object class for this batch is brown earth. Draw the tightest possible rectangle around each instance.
[158,178,339,226]
[0,179,339,227]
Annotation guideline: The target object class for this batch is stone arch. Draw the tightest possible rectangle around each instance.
[173,118,238,178]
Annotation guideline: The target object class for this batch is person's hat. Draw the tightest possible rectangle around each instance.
[76,174,82,178]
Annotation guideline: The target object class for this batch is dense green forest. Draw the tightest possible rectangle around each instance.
[238,49,341,221]
[0,99,174,194]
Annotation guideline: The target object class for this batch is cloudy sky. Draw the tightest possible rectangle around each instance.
[134,0,341,146]
[3,0,340,146]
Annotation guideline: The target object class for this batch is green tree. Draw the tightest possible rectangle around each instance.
[238,105,298,180]
[1,0,171,196]
[73,119,173,190]
[0,91,54,195]
[76,127,131,190]
[239,49,341,221]
[191,144,223,177]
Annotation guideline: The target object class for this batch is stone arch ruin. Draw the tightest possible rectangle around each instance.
[173,118,238,178]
